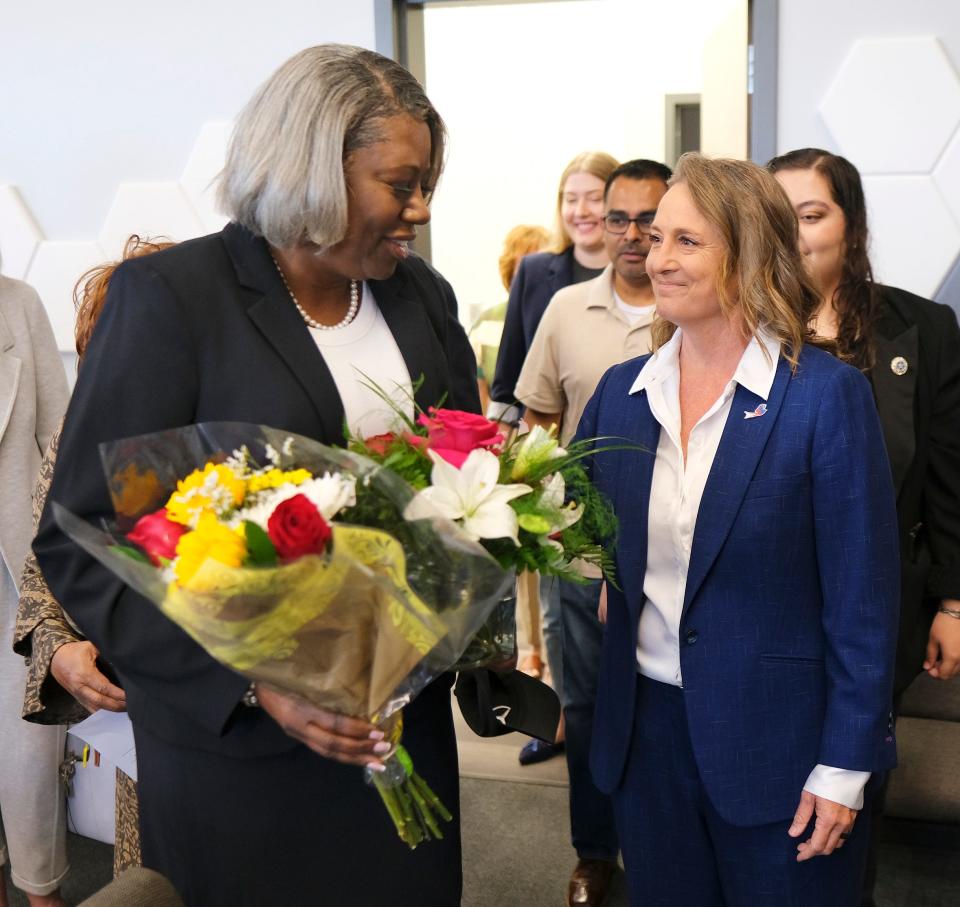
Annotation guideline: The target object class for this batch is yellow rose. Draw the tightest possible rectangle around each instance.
[173,513,247,588]
[247,468,312,493]
[166,463,247,527]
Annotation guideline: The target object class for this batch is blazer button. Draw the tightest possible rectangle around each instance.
[685,629,699,645]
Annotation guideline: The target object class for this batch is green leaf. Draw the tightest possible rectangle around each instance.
[243,521,278,566]
[112,545,152,565]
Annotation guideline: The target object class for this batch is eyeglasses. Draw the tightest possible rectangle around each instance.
[603,213,656,235]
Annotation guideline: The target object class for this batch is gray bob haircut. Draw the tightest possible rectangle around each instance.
[217,44,446,249]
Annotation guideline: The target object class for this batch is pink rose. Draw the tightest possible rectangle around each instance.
[128,508,187,566]
[417,408,504,468]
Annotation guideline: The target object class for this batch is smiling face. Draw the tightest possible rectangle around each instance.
[602,176,668,286]
[314,113,433,281]
[560,171,606,254]
[773,167,847,297]
[645,182,729,331]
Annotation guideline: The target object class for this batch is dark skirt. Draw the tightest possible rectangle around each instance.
[134,677,462,907]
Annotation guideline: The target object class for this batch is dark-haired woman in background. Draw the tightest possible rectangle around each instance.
[770,148,960,906]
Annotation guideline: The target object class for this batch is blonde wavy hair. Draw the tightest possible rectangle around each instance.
[498,224,549,291]
[549,151,620,253]
[651,153,823,368]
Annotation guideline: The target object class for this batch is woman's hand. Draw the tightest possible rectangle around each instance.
[256,685,391,770]
[50,641,126,713]
[597,582,608,625]
[788,790,857,861]
[923,603,960,680]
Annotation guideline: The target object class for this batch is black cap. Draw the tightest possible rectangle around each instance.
[454,669,561,742]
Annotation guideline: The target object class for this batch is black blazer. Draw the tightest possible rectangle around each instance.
[489,248,575,406]
[33,222,479,755]
[870,285,960,694]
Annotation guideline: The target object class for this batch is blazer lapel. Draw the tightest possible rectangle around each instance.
[0,308,21,447]
[222,224,346,444]
[368,278,444,414]
[681,357,791,617]
[870,326,918,497]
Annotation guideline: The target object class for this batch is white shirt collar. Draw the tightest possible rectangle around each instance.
[628,326,781,399]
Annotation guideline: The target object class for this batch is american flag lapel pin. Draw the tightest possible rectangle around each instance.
[743,403,767,420]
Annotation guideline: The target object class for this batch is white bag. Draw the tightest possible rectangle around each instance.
[63,732,116,845]
[63,710,138,845]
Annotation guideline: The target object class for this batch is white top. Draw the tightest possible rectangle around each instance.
[308,283,413,439]
[613,289,655,326]
[627,326,870,810]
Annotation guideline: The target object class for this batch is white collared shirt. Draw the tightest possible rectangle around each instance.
[627,327,870,810]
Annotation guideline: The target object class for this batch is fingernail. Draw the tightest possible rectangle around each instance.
[368,729,385,741]
[373,741,391,754]
[366,762,386,773]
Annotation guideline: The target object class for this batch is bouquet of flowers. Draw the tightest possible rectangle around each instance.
[350,406,619,668]
[53,422,513,848]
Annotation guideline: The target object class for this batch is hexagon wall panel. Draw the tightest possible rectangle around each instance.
[863,175,960,299]
[181,121,232,234]
[99,183,205,259]
[820,37,960,175]
[933,130,960,228]
[0,185,43,279]
[25,241,106,351]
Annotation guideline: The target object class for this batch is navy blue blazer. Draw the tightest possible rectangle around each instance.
[489,248,574,406]
[576,343,900,827]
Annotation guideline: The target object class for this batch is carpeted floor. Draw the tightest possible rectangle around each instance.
[5,719,959,906]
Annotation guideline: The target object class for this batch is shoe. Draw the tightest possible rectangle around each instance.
[519,653,544,679]
[566,858,619,907]
[518,738,565,765]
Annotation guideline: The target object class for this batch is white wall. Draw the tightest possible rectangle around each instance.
[777,0,960,300]
[0,1,376,354]
[423,0,748,323]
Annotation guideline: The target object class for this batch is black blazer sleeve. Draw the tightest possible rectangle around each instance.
[921,300,960,600]
[489,255,533,407]
[33,261,252,739]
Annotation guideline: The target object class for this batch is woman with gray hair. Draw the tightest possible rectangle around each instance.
[33,45,478,906]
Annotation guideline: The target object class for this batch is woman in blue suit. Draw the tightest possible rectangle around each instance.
[577,155,900,906]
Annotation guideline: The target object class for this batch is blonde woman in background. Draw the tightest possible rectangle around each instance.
[0,259,70,907]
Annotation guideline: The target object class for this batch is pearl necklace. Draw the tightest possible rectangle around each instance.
[270,254,360,331]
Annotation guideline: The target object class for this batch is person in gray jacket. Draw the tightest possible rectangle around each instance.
[0,267,70,907]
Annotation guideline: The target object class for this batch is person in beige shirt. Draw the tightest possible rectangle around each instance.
[514,159,671,907]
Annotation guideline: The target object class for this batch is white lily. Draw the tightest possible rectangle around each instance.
[539,472,583,532]
[510,424,566,481]
[404,449,532,545]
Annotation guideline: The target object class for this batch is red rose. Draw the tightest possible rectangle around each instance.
[416,408,504,468]
[364,433,400,456]
[365,431,428,458]
[266,494,332,562]
[128,508,187,566]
